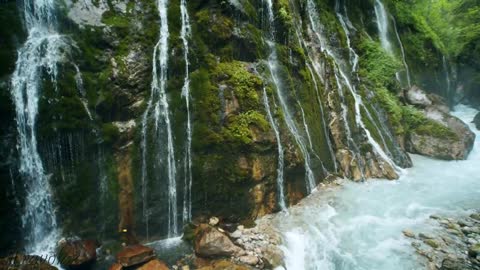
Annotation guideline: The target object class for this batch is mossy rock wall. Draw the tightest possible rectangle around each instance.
[2,0,476,249]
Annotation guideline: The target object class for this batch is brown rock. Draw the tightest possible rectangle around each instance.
[57,239,97,267]
[137,259,169,270]
[195,225,243,258]
[116,245,155,267]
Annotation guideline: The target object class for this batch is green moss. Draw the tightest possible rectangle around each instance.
[222,110,269,145]
[402,106,458,139]
[215,61,263,110]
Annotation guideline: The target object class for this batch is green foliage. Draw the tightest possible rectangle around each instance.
[390,0,480,57]
[358,38,401,87]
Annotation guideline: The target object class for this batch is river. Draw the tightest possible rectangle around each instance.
[275,105,480,270]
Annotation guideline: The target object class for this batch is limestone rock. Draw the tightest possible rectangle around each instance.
[407,108,475,160]
[116,245,155,267]
[56,238,98,267]
[406,86,432,107]
[195,225,242,258]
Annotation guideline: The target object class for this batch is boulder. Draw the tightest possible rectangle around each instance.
[0,254,58,270]
[56,238,98,267]
[473,112,480,130]
[407,107,475,160]
[137,259,169,270]
[194,224,243,258]
[406,86,432,107]
[116,245,155,267]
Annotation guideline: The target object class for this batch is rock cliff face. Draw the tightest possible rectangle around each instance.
[0,0,477,252]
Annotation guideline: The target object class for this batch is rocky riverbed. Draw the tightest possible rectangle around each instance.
[403,211,480,270]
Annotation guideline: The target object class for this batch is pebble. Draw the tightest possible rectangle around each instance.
[403,230,416,238]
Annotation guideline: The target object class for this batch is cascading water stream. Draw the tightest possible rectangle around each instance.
[391,15,412,88]
[289,4,337,173]
[277,105,480,270]
[141,0,178,238]
[262,88,287,210]
[11,0,70,255]
[263,0,316,192]
[180,0,193,225]
[308,0,402,175]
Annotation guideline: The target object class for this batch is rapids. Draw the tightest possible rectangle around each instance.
[276,105,480,269]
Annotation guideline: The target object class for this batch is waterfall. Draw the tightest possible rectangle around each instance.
[11,0,70,254]
[141,0,178,238]
[374,0,393,54]
[264,0,316,193]
[307,0,402,176]
[262,87,287,210]
[180,0,193,225]
[391,16,411,88]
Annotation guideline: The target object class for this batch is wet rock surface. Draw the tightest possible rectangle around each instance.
[404,211,480,269]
